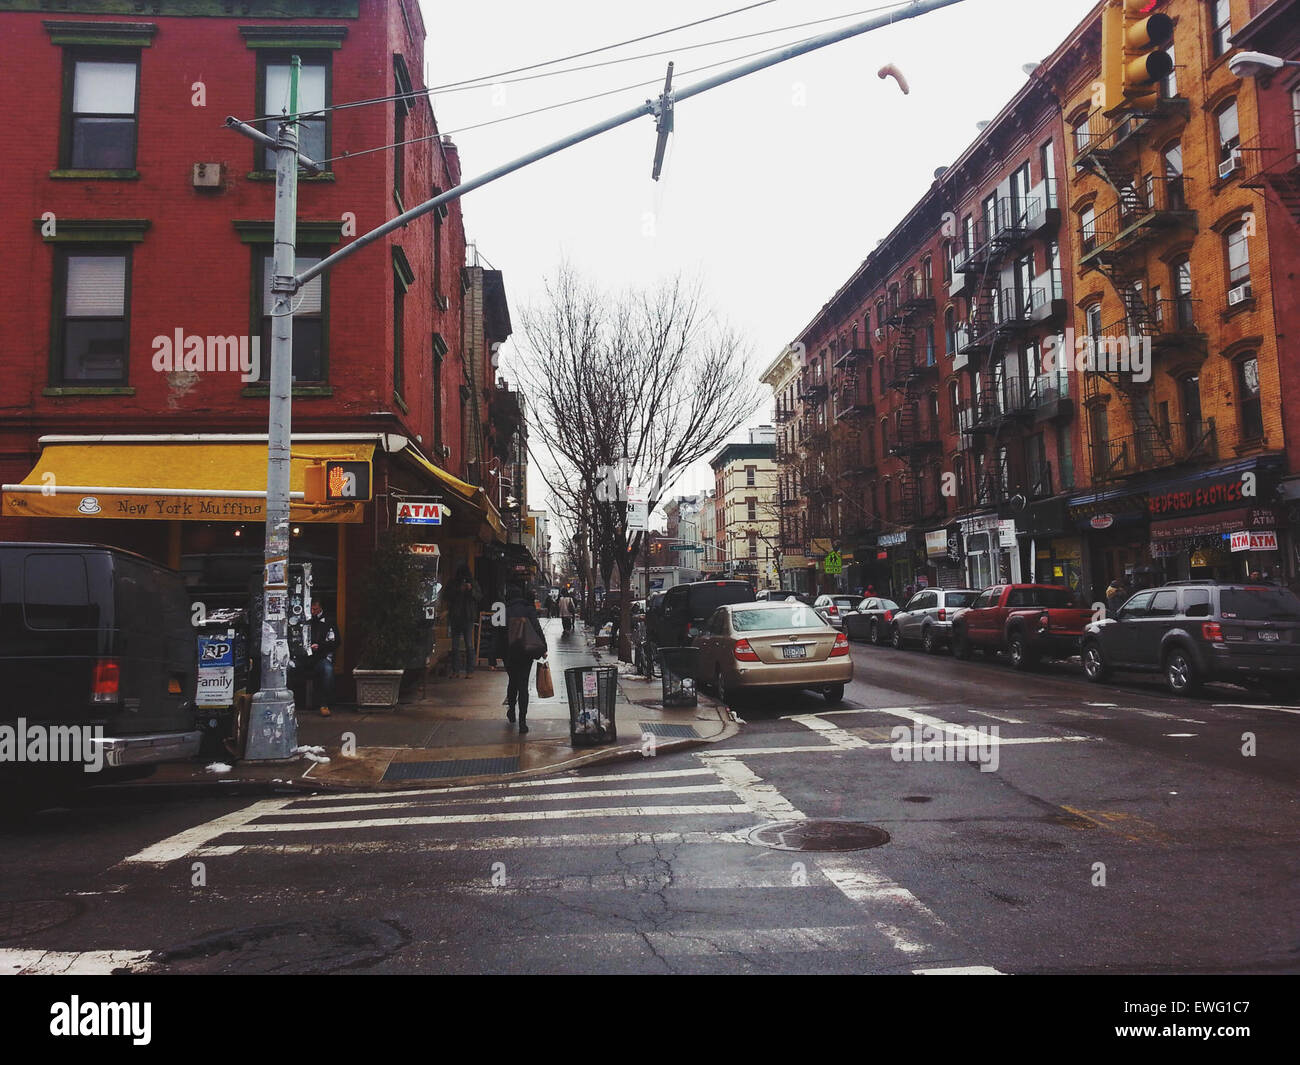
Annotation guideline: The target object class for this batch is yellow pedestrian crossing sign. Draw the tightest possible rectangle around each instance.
[824,550,842,575]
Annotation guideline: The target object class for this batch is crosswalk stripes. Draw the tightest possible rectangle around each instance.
[111,757,1003,973]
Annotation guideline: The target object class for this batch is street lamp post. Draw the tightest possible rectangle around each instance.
[1228,51,1300,78]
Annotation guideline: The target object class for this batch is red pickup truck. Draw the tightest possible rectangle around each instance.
[950,584,1097,670]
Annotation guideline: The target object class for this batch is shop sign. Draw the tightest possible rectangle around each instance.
[878,531,908,547]
[945,525,964,564]
[408,543,441,556]
[997,519,1017,548]
[1230,531,1278,553]
[1147,474,1250,517]
[396,501,445,525]
[1149,542,1178,559]
[1090,514,1114,530]
[924,530,949,559]
[876,551,888,561]
[197,667,234,707]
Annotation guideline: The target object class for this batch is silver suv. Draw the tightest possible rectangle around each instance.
[889,588,982,653]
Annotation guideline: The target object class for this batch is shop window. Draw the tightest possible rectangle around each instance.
[54,250,130,384]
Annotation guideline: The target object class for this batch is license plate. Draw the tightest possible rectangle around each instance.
[1259,631,1280,642]
[782,645,807,659]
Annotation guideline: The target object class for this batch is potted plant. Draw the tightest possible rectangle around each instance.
[353,529,427,710]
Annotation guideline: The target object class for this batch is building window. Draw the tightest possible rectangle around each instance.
[1216,98,1240,163]
[1163,141,1185,209]
[1073,113,1091,155]
[925,322,936,365]
[1040,139,1058,207]
[1080,204,1097,251]
[257,250,325,382]
[1225,222,1251,299]
[949,380,961,430]
[393,276,405,398]
[942,242,953,285]
[393,76,407,204]
[261,57,328,170]
[1210,0,1233,59]
[55,250,129,383]
[745,465,756,486]
[1171,256,1194,329]
[1237,356,1264,440]
[1180,373,1203,431]
[748,531,758,558]
[1085,301,1103,345]
[1048,241,1063,299]
[747,497,757,521]
[62,53,139,170]
[945,306,957,354]
[1161,42,1178,98]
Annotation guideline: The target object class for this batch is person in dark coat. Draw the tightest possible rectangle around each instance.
[304,599,338,716]
[502,584,545,734]
[447,564,482,678]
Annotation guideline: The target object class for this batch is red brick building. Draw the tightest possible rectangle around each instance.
[0,0,515,686]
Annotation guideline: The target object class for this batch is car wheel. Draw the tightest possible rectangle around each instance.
[823,683,845,706]
[1081,641,1111,683]
[952,629,972,660]
[921,627,937,655]
[715,668,730,706]
[890,624,904,650]
[1008,631,1036,671]
[1164,647,1201,697]
[869,620,880,645]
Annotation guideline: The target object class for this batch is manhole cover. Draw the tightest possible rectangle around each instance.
[747,820,890,852]
[0,899,81,940]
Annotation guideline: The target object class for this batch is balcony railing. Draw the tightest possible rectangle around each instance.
[801,369,828,403]
[1091,418,1218,482]
[833,375,875,420]
[834,343,872,370]
[1079,176,1196,265]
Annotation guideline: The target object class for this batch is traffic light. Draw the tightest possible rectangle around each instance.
[1101,0,1174,115]
[303,460,372,504]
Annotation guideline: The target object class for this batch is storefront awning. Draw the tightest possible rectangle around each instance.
[2,441,371,523]
[1150,506,1279,541]
[398,445,506,542]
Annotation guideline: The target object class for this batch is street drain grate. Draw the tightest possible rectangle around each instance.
[383,757,520,781]
[638,723,700,739]
[0,899,81,941]
[747,820,890,852]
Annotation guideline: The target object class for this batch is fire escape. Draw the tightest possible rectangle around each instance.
[832,336,877,538]
[886,273,939,524]
[1072,98,1205,484]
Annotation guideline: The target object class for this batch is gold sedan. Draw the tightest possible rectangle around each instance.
[696,601,853,706]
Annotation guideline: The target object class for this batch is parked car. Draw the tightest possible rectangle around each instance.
[695,601,853,706]
[1081,580,1300,697]
[649,579,756,648]
[843,597,901,645]
[950,583,1094,669]
[813,594,860,630]
[0,542,200,785]
[889,588,982,653]
[756,588,814,605]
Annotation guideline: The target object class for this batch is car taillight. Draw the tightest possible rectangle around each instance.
[91,658,120,704]
[830,633,850,657]
[884,610,893,622]
[938,608,946,621]
[1039,612,1050,629]
[1202,622,1224,642]
[734,639,760,662]
[827,605,838,615]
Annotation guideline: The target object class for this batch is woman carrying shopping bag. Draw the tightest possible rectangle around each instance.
[503,584,546,734]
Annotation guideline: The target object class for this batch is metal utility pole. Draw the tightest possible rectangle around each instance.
[233,57,308,761]
[222,0,965,749]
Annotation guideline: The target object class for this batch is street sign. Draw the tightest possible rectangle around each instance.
[824,550,843,575]
[627,495,648,531]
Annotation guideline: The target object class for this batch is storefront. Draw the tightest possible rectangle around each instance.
[876,530,918,600]
[924,527,966,589]
[958,514,1020,589]
[1006,498,1082,593]
[1068,491,1149,603]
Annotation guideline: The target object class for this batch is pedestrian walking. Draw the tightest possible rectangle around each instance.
[503,584,546,734]
[558,589,577,634]
[304,599,338,716]
[1105,577,1129,618]
[447,564,482,678]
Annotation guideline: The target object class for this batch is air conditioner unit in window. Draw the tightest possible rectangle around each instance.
[1227,282,1251,306]
[875,328,885,341]
[1218,152,1242,180]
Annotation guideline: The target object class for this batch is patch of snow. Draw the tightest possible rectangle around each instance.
[205,762,232,773]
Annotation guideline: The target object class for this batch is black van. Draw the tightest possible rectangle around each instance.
[653,580,756,647]
[0,543,200,777]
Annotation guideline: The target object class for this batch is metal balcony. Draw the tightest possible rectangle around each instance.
[834,344,872,370]
[1079,176,1197,269]
[833,376,875,420]
[1090,418,1218,483]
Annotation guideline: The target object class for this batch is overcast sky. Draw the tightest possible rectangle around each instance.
[420,0,1098,523]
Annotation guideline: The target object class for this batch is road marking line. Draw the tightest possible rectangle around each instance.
[914,965,1005,975]
[278,784,734,815]
[1214,703,1300,716]
[222,804,753,833]
[708,736,1097,756]
[704,755,806,820]
[0,949,152,975]
[192,830,753,857]
[430,870,823,892]
[818,862,949,957]
[788,714,872,749]
[862,707,1001,744]
[967,710,1025,724]
[536,926,880,957]
[702,745,836,756]
[119,798,295,864]
[816,706,937,717]
[302,767,720,803]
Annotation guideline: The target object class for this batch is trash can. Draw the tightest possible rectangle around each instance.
[565,665,618,746]
[658,647,699,708]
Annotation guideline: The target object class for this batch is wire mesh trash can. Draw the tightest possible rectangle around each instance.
[565,665,618,746]
[658,647,699,708]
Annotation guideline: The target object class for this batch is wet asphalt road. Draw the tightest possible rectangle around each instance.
[1,639,1297,976]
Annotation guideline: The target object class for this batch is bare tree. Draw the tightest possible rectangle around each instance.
[515,264,762,659]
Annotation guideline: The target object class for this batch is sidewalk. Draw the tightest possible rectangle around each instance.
[140,617,738,792]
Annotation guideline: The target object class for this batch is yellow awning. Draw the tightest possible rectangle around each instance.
[2,442,372,523]
[400,445,507,542]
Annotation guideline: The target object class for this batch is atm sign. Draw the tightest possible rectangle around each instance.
[397,502,445,525]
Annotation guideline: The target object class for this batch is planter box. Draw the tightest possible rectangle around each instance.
[352,668,404,710]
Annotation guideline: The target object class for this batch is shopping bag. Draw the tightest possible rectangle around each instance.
[535,660,555,699]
